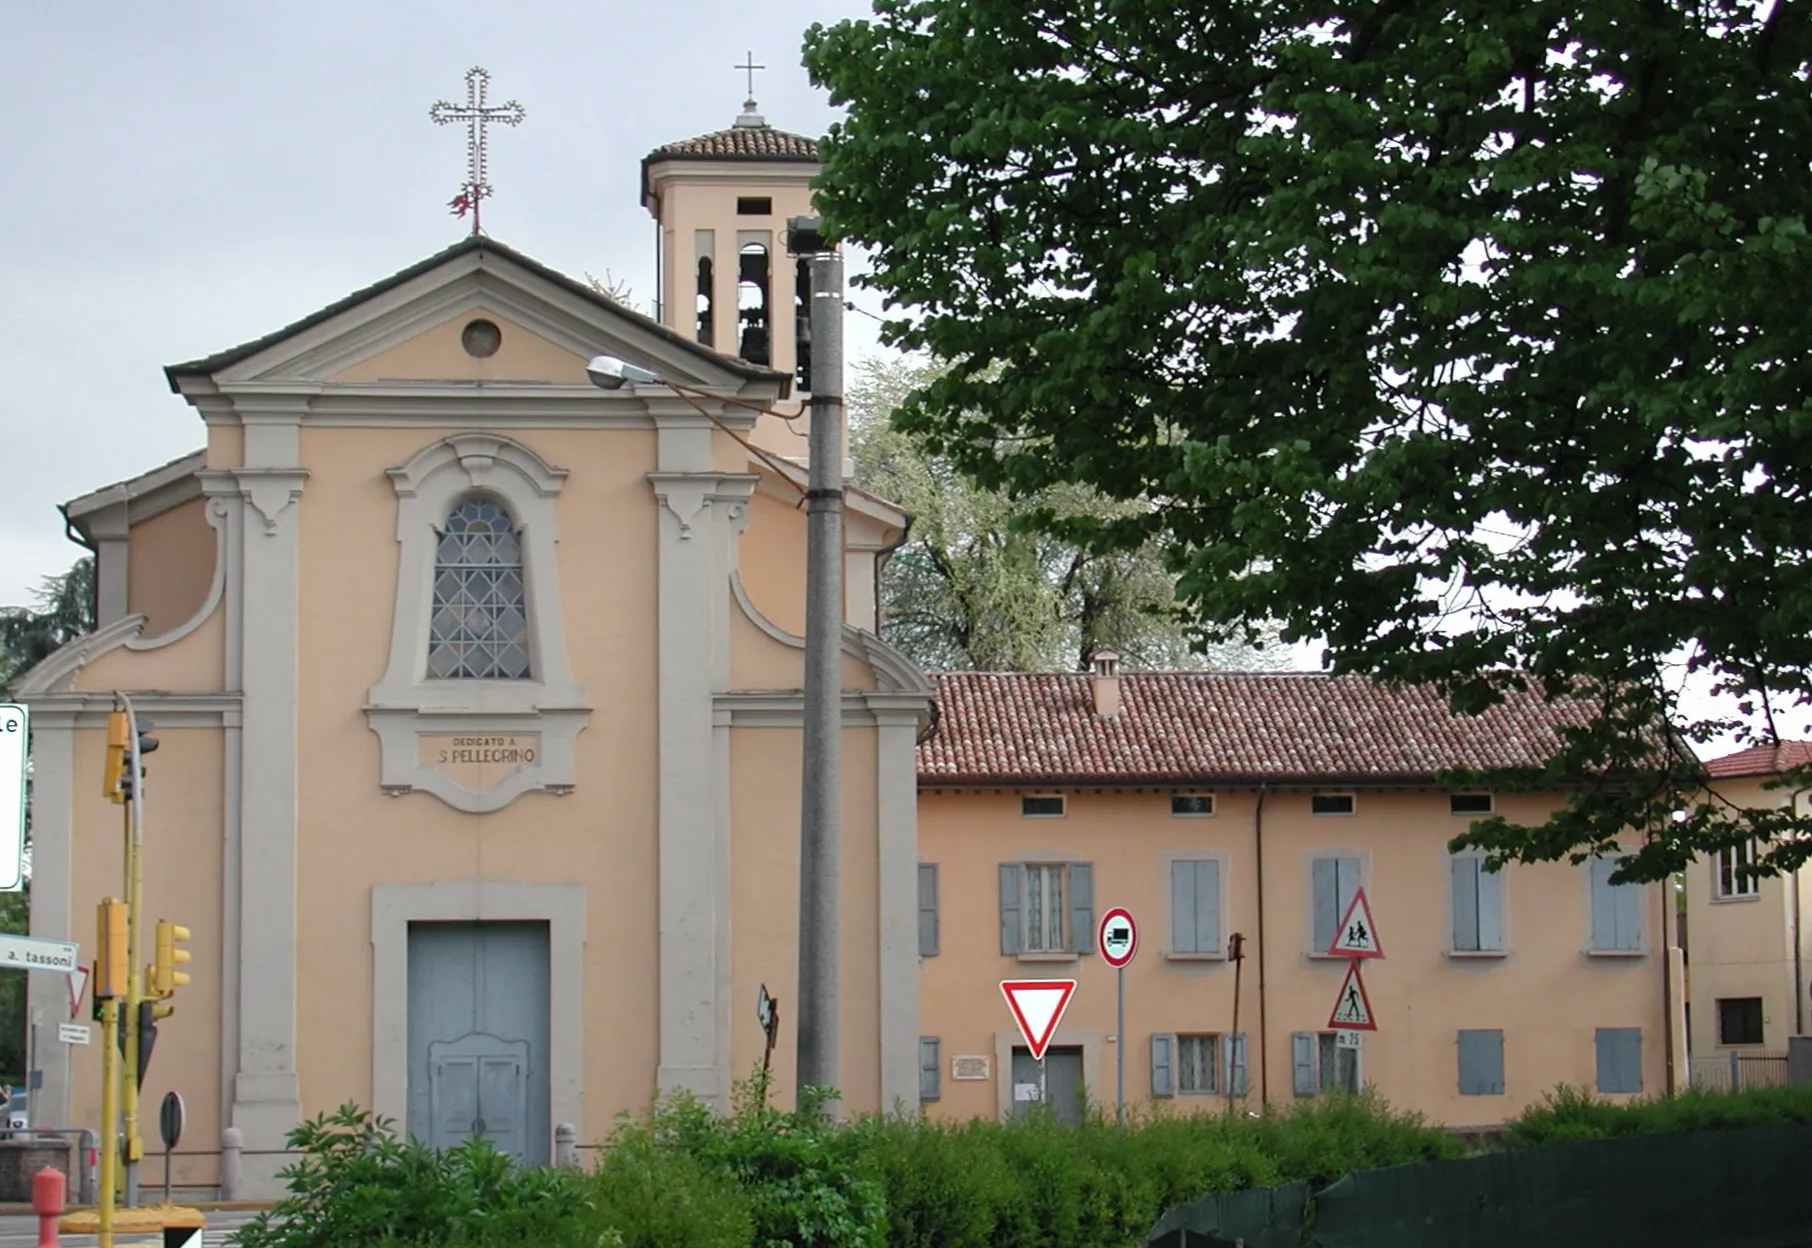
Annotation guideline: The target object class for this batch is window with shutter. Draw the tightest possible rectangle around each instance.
[1170,859,1223,955]
[918,864,939,957]
[1457,1030,1505,1095]
[1451,857,1504,953]
[918,1037,940,1101]
[1312,856,1362,952]
[1001,862,1092,955]
[1594,1027,1642,1093]
[1589,858,1642,952]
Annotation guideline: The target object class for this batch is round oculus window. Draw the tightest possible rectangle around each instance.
[461,319,503,358]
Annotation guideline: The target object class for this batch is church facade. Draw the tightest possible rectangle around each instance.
[13,108,1680,1198]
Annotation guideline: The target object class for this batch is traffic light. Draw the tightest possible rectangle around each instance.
[151,921,191,999]
[103,713,128,804]
[95,898,127,1000]
[120,719,157,801]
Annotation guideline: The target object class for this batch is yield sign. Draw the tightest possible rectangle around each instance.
[68,965,89,1019]
[1000,979,1076,1061]
[1327,887,1383,958]
[1328,959,1377,1031]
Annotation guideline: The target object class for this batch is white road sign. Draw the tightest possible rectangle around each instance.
[57,1023,90,1046]
[1097,907,1138,969]
[0,705,25,893]
[0,934,80,975]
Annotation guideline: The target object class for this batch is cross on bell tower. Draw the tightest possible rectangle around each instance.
[430,67,526,236]
[733,51,767,129]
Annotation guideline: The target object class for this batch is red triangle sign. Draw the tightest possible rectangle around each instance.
[1327,887,1383,958]
[1328,959,1377,1031]
[1000,979,1077,1061]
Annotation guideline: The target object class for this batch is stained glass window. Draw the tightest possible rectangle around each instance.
[427,498,531,680]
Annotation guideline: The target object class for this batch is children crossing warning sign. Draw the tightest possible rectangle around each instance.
[1326,887,1383,958]
[1328,959,1376,1031]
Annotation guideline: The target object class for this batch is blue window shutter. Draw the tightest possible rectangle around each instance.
[1336,858,1361,919]
[1452,857,1480,951]
[1292,1032,1317,1096]
[999,864,1022,955]
[1590,859,1617,950]
[1151,1033,1175,1098]
[919,1037,940,1101]
[1312,859,1339,951]
[1226,1033,1249,1096]
[1458,1030,1504,1095]
[1615,867,1641,950]
[918,864,939,957]
[1596,1027,1642,1094]
[1197,860,1222,953]
[1477,863,1504,952]
[1171,861,1197,954]
[1071,862,1095,953]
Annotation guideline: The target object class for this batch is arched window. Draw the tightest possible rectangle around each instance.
[427,497,532,679]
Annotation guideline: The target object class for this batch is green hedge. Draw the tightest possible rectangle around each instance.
[1500,1082,1812,1148]
[237,1073,1458,1248]
[244,1075,1812,1248]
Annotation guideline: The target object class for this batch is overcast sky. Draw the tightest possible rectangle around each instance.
[0,0,885,608]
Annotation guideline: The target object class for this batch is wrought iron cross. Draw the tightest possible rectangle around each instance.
[736,51,766,102]
[430,67,525,237]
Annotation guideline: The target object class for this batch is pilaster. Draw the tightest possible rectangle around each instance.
[874,708,923,1110]
[24,718,74,1127]
[199,443,307,1196]
[649,468,757,1108]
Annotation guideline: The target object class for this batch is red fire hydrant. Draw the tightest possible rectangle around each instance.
[31,1165,64,1248]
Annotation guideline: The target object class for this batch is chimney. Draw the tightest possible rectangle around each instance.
[1089,648,1122,718]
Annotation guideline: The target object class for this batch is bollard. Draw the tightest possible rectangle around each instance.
[554,1123,577,1170]
[32,1165,64,1248]
[219,1127,244,1202]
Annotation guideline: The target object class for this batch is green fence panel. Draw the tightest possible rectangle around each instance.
[1148,1124,1812,1248]
[1146,1178,1310,1248]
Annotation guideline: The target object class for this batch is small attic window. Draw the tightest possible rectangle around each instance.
[737,196,773,216]
[461,319,502,358]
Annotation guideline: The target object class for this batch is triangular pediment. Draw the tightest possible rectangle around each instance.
[164,237,786,396]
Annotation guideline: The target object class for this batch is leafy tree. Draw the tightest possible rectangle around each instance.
[804,1,1812,881]
[854,356,1279,671]
[0,557,95,690]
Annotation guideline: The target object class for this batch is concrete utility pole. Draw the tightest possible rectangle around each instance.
[794,240,845,1110]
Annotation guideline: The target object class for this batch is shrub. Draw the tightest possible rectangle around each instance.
[588,1120,752,1248]
[1502,1083,1812,1149]
[236,1103,594,1248]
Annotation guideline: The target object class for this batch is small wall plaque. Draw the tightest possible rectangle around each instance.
[952,1055,991,1080]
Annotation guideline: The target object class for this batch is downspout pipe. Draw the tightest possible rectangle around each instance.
[1255,782,1270,1104]
[1795,790,1807,1037]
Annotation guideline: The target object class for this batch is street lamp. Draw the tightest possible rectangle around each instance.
[586,237,845,1115]
[584,355,660,389]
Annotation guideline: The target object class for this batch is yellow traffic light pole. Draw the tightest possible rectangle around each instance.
[106,696,159,1207]
[95,898,127,1248]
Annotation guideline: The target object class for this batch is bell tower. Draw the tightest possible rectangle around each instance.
[641,85,824,404]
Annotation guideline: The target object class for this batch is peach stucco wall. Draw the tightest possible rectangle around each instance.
[127,497,215,638]
[330,309,592,385]
[919,788,1672,1128]
[66,723,226,1189]
[74,601,224,695]
[292,423,663,1134]
[1686,777,1808,1051]
[728,721,884,1115]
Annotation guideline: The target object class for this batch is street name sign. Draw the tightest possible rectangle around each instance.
[0,705,25,893]
[1000,979,1076,1061]
[1327,888,1384,958]
[1098,907,1137,969]
[1328,960,1377,1031]
[0,934,80,974]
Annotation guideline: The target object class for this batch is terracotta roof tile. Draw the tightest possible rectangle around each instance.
[1703,740,1812,779]
[916,671,1602,785]
[647,125,820,162]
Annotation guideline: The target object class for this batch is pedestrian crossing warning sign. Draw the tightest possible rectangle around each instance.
[1327,887,1383,958]
[1328,959,1377,1031]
